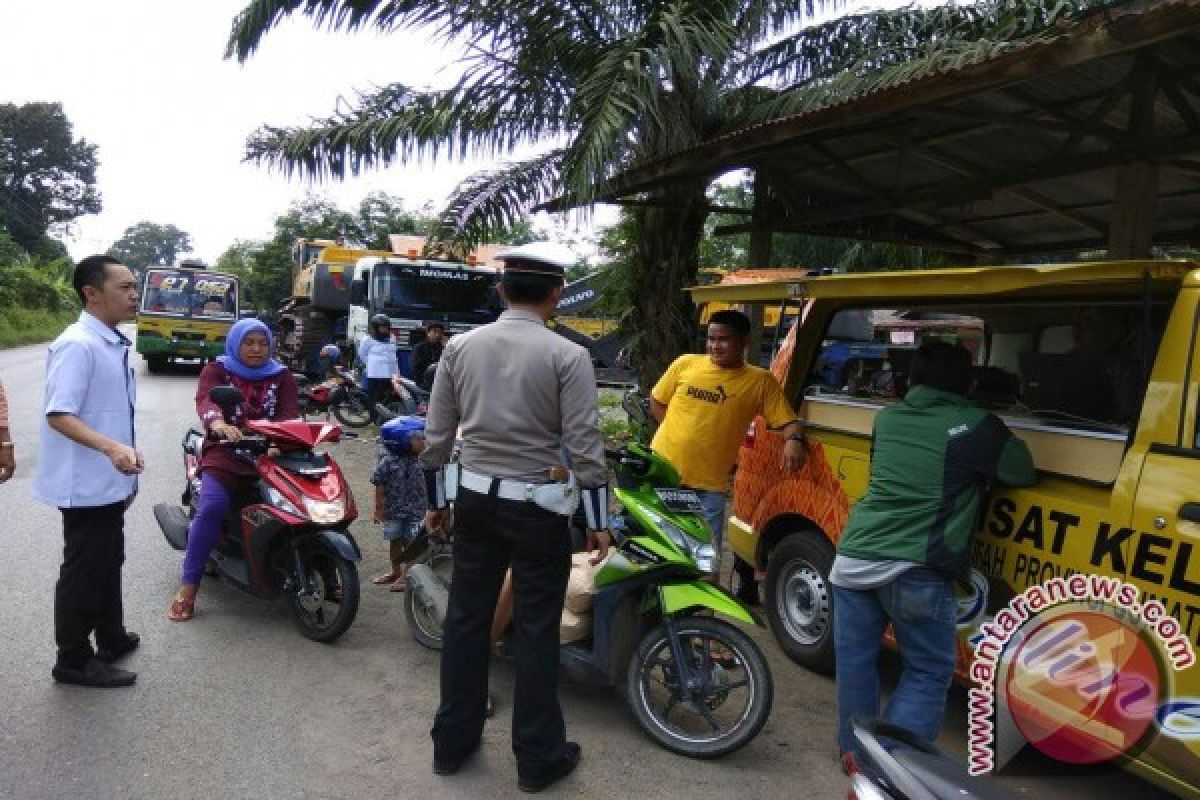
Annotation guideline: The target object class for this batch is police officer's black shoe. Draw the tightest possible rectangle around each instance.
[517,742,581,793]
[433,742,480,776]
[96,631,140,663]
[52,657,136,688]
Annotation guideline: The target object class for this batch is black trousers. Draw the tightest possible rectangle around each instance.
[54,502,127,668]
[431,487,572,777]
[366,377,391,422]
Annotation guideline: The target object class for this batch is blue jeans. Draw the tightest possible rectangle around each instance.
[689,489,727,562]
[833,567,957,755]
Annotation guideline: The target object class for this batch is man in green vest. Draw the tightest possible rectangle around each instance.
[832,341,1036,771]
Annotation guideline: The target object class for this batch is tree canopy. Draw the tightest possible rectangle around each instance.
[0,102,100,257]
[227,0,1126,382]
[108,221,194,272]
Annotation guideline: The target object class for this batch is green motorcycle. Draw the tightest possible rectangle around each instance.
[405,443,774,759]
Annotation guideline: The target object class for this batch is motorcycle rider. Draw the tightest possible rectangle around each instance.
[318,343,342,378]
[420,241,610,792]
[167,319,300,621]
[412,322,446,391]
[358,314,400,425]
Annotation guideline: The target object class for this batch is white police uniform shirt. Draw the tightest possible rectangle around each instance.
[419,309,609,527]
[32,311,137,508]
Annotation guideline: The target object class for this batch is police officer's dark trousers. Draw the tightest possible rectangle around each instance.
[54,502,126,669]
[432,486,572,778]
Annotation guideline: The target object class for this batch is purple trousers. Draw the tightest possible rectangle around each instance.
[181,472,233,585]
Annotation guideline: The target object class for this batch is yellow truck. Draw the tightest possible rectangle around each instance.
[277,238,392,375]
[695,261,1200,797]
[136,262,239,372]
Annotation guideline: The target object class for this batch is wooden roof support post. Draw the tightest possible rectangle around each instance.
[1109,52,1160,259]
[743,169,774,365]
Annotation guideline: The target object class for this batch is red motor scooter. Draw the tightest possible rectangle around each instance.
[154,386,362,642]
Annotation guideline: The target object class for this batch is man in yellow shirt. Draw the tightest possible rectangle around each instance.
[651,310,805,598]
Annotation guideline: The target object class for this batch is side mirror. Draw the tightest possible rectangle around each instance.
[209,386,244,408]
[350,275,368,305]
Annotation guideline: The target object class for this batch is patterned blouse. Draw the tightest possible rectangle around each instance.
[371,447,427,523]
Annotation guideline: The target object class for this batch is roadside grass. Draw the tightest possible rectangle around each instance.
[0,308,76,348]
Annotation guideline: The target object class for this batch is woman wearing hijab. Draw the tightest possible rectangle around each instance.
[167,319,300,621]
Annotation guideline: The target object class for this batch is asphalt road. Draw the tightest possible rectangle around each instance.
[0,333,1179,799]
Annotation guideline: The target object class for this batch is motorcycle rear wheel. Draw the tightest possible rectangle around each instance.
[404,550,453,650]
[286,544,360,643]
[627,616,773,759]
[331,390,371,428]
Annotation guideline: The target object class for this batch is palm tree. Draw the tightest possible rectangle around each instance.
[227,0,1127,383]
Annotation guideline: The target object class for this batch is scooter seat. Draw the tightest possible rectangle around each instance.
[891,749,1015,799]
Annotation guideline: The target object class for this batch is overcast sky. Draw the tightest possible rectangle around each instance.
[2,1,915,263]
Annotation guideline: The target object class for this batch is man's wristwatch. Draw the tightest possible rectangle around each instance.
[785,433,805,442]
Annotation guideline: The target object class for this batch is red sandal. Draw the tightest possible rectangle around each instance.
[167,590,196,622]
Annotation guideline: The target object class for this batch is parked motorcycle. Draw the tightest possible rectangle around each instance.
[405,443,774,758]
[849,720,1016,800]
[295,367,372,428]
[374,373,430,423]
[154,385,363,642]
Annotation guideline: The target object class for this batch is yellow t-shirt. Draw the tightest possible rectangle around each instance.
[650,354,797,491]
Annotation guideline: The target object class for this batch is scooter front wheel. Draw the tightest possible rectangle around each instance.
[286,543,360,643]
[627,616,773,759]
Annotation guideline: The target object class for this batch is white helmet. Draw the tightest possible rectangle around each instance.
[496,241,577,275]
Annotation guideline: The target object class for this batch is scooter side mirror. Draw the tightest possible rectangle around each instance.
[209,385,245,408]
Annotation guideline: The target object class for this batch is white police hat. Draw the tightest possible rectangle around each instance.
[496,242,577,276]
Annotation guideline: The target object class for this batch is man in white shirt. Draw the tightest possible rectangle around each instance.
[33,255,144,688]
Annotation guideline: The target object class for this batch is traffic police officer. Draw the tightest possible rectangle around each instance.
[420,241,611,793]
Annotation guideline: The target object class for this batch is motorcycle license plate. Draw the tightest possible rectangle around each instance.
[654,488,704,513]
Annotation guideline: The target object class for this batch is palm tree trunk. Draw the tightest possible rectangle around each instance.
[627,181,709,387]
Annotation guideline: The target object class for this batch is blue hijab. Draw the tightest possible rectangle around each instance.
[217,318,286,381]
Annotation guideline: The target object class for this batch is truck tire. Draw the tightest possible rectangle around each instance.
[146,355,168,374]
[764,532,836,674]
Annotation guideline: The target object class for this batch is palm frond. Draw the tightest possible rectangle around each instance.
[562,0,740,199]
[430,150,564,246]
[735,0,1130,88]
[244,79,572,179]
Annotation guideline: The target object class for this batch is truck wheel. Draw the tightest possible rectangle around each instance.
[146,356,167,374]
[764,533,835,674]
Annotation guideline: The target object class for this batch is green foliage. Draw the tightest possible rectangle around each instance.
[699,182,954,272]
[0,263,77,311]
[0,308,77,348]
[0,102,101,253]
[108,221,194,271]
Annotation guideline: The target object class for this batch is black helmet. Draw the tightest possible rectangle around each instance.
[370,313,392,341]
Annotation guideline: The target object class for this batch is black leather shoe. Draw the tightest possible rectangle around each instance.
[96,632,140,664]
[518,742,581,793]
[52,657,136,688]
[433,743,479,776]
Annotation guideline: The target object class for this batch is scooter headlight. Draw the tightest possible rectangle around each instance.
[303,496,346,524]
[659,516,716,573]
[263,486,303,517]
[692,543,718,575]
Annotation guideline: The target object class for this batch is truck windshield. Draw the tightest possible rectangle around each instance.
[375,263,501,322]
[141,270,238,319]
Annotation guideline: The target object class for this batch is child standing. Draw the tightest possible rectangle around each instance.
[371,416,428,591]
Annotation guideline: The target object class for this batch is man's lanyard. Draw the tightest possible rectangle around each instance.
[116,329,137,493]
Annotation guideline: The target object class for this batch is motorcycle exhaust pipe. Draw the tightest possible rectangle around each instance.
[406,564,449,623]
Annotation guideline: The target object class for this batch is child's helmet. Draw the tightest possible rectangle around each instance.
[381,415,426,455]
[319,344,341,361]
